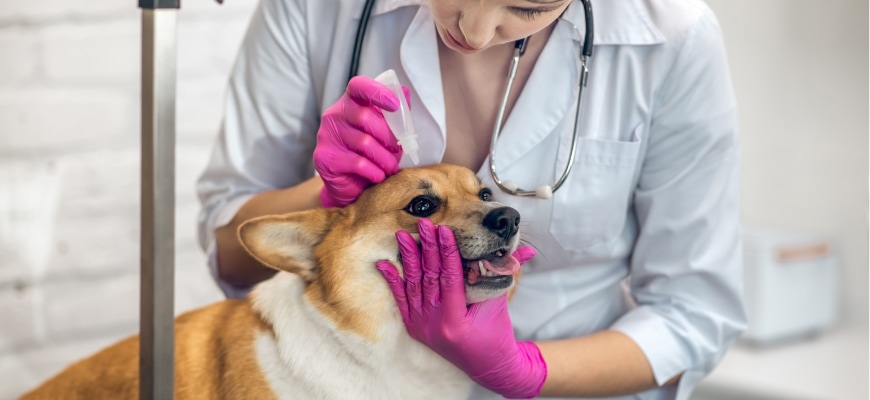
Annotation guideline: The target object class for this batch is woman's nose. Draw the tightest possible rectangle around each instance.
[458,9,497,49]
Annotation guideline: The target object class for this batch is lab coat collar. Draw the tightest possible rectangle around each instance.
[355,0,666,46]
[486,19,579,172]
[352,0,422,18]
[391,0,667,168]
[561,0,665,45]
[400,5,447,162]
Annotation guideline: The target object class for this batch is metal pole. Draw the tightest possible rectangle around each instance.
[139,0,178,399]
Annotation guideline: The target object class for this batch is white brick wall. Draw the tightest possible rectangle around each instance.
[41,19,141,84]
[0,88,134,153]
[0,28,40,85]
[0,0,131,22]
[0,287,40,353]
[0,1,256,398]
[0,160,60,283]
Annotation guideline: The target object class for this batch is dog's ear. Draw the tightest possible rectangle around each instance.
[238,208,342,281]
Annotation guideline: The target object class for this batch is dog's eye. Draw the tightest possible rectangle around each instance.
[479,188,493,202]
[406,196,439,217]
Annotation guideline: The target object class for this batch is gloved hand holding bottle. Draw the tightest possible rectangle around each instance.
[375,219,548,399]
[313,75,411,208]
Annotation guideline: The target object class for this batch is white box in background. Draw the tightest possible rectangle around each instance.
[741,229,839,346]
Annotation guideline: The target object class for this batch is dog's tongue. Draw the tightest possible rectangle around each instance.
[465,254,521,285]
[482,255,521,276]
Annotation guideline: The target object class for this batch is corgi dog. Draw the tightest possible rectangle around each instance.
[21,163,524,400]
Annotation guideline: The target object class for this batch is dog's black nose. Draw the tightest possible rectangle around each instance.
[483,207,520,240]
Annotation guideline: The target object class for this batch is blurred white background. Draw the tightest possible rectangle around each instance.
[696,1,868,399]
[0,0,866,399]
[0,1,254,397]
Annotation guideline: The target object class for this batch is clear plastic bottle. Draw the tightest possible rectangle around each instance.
[374,69,419,165]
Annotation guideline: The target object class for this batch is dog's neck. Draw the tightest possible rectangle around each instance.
[250,271,401,358]
[249,272,472,399]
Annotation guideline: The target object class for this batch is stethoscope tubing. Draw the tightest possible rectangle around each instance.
[349,0,377,83]
[349,0,594,199]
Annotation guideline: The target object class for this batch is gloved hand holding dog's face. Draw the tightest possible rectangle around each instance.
[313,75,411,208]
[376,219,547,399]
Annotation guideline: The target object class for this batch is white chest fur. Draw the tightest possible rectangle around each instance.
[250,273,473,400]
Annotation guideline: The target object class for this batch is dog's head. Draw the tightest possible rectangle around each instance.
[238,164,523,330]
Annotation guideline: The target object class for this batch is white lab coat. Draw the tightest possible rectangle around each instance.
[196,0,747,399]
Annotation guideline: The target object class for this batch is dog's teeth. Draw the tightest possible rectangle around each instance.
[478,260,486,276]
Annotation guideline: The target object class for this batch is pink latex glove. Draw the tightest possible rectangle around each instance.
[375,219,547,399]
[313,75,411,208]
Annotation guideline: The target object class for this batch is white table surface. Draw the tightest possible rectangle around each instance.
[696,323,868,400]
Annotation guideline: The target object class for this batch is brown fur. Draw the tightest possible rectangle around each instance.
[21,300,275,400]
[239,164,512,340]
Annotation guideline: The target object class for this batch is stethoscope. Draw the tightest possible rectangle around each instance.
[350,0,594,199]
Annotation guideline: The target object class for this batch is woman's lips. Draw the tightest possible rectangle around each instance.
[445,30,477,51]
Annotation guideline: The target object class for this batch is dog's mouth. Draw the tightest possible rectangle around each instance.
[461,248,521,288]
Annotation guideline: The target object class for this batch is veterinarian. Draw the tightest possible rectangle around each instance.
[196,0,746,398]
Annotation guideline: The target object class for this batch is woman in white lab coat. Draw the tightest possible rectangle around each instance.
[196,0,747,398]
